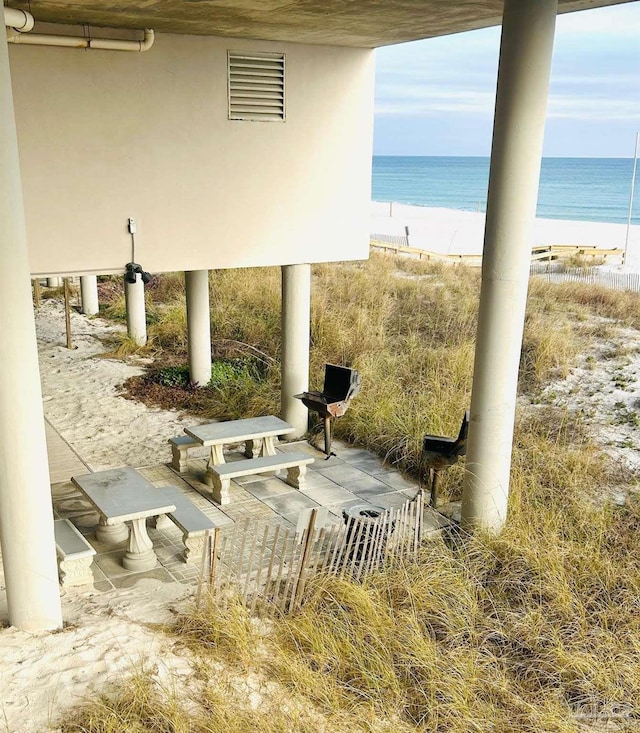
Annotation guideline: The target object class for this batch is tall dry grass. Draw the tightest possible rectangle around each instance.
[100,256,639,490]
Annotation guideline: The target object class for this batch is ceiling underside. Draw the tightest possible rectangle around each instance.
[6,0,634,47]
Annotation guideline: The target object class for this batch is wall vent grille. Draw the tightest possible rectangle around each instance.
[228,52,285,122]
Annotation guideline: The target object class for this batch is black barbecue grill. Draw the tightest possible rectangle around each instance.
[422,410,469,507]
[295,364,361,455]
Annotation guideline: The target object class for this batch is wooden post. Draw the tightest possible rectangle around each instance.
[63,277,73,349]
[258,524,281,613]
[32,279,41,309]
[292,508,318,610]
[208,528,220,591]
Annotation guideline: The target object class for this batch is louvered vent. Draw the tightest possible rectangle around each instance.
[228,52,285,122]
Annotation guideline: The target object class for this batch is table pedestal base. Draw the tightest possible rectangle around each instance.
[96,520,129,544]
[122,517,158,571]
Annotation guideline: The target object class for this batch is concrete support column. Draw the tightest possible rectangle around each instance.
[461,0,557,533]
[80,275,99,315]
[46,277,61,287]
[124,274,147,346]
[185,270,212,387]
[281,264,311,438]
[0,30,63,631]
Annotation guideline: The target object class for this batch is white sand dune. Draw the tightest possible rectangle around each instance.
[38,300,207,472]
[371,202,640,269]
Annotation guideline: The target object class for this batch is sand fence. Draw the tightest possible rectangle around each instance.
[198,493,429,615]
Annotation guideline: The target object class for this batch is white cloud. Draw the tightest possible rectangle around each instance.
[547,94,640,120]
[375,88,495,116]
[373,2,640,153]
[556,2,640,36]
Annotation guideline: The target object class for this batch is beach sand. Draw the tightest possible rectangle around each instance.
[1,302,205,733]
[371,202,640,268]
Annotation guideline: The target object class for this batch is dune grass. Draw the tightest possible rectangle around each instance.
[62,256,640,732]
[66,443,640,731]
[101,254,622,490]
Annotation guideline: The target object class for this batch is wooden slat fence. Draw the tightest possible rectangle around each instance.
[371,238,624,270]
[199,494,427,615]
[530,262,640,293]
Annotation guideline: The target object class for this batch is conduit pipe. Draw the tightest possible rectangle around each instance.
[3,7,34,32]
[4,7,154,52]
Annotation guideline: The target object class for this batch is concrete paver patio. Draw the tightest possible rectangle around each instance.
[2,425,452,600]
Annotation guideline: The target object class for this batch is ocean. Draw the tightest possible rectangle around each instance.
[372,156,639,225]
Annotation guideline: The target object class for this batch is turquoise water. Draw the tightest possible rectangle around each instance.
[372,156,639,225]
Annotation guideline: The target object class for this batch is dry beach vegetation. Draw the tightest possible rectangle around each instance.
[63,254,640,731]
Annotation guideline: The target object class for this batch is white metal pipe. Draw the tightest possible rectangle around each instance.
[0,27,63,631]
[281,264,311,438]
[461,0,558,533]
[7,32,87,48]
[185,270,212,387]
[47,277,62,287]
[90,29,154,52]
[124,274,147,346]
[80,275,99,315]
[6,26,154,53]
[3,7,34,32]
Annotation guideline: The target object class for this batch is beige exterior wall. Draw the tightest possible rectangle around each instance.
[9,32,374,276]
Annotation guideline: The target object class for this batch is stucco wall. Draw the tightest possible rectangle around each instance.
[9,31,374,276]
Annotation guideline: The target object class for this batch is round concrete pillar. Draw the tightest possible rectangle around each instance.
[461,0,558,533]
[80,275,99,315]
[46,277,61,287]
[124,274,147,346]
[281,264,311,438]
[0,31,63,631]
[185,270,212,387]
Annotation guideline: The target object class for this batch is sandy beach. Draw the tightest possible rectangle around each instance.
[371,202,640,268]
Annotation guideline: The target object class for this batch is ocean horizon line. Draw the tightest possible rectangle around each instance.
[373,154,635,161]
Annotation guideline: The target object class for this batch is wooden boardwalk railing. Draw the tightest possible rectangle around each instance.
[370,236,623,266]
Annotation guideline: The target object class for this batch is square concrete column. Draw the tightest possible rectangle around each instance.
[0,29,63,631]
[80,275,99,315]
[461,0,558,533]
[281,264,311,438]
[185,270,212,387]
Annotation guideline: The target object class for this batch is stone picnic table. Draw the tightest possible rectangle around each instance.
[183,415,302,502]
[71,467,176,572]
[184,415,296,467]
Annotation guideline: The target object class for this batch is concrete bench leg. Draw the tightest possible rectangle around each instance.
[171,444,189,473]
[183,532,206,563]
[285,464,307,490]
[244,438,263,458]
[149,513,173,531]
[58,555,94,587]
[206,471,231,505]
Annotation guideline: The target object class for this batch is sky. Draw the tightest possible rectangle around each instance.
[373,2,640,157]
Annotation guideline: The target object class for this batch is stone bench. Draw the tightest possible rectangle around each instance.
[157,487,217,563]
[54,518,96,587]
[168,435,201,472]
[206,451,315,505]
